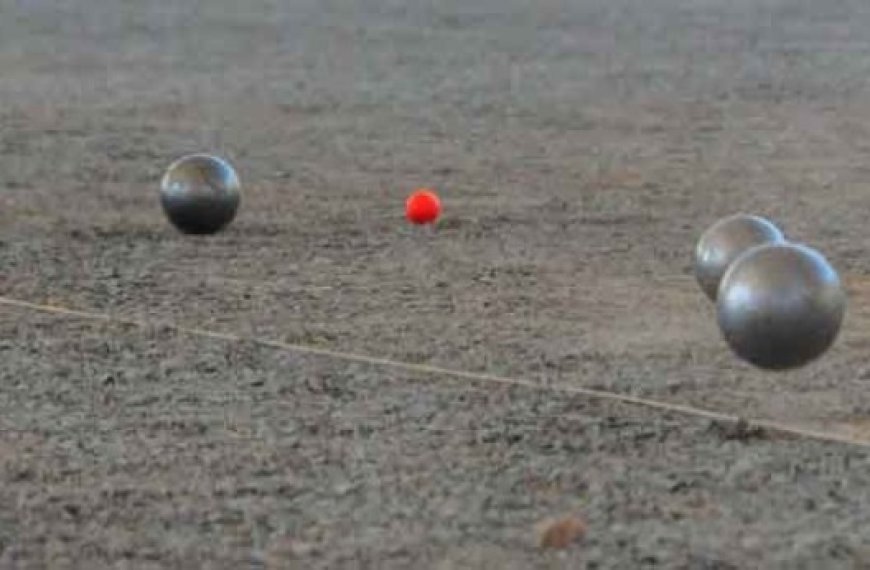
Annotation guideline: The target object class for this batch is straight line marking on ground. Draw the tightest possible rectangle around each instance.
[1,295,868,449]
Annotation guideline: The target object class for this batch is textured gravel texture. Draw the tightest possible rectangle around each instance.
[3,0,870,568]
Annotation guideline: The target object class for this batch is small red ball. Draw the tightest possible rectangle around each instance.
[405,189,441,225]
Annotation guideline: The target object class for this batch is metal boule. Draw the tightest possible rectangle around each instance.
[694,214,785,301]
[716,242,845,370]
[160,154,241,235]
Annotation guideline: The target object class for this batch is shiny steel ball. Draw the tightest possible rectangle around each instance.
[716,243,845,370]
[694,214,785,300]
[160,154,241,235]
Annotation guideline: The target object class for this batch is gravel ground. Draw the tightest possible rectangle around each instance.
[3,0,870,567]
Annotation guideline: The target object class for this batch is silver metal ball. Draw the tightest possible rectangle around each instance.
[716,242,845,370]
[694,214,785,301]
[160,154,241,235]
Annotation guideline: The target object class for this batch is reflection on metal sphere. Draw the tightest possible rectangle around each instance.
[160,154,241,235]
[716,243,845,370]
[694,214,785,301]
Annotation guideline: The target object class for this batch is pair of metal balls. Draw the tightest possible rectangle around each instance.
[160,154,241,235]
[694,214,845,370]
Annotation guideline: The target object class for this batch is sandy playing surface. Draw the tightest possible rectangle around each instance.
[3,1,870,567]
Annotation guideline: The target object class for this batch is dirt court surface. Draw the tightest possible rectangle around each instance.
[4,0,870,568]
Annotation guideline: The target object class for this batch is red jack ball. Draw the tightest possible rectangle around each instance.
[405,189,441,225]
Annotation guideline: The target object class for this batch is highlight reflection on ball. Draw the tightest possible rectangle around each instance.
[160,154,241,235]
[716,242,845,370]
[694,214,785,301]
